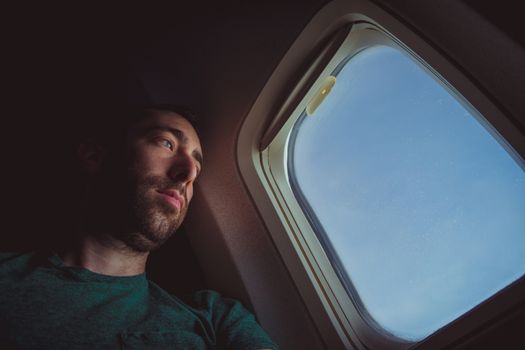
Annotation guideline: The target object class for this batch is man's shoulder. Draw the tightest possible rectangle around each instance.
[0,251,40,269]
[0,252,44,284]
[176,290,258,329]
[0,251,27,262]
[146,284,249,321]
[147,283,224,311]
[171,289,242,313]
[179,289,279,349]
[182,289,226,307]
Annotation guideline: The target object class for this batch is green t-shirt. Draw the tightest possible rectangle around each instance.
[0,252,278,350]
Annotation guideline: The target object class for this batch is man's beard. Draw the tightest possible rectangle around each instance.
[118,174,188,252]
[82,169,188,253]
[83,156,189,253]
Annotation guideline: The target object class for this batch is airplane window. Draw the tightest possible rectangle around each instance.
[288,45,525,341]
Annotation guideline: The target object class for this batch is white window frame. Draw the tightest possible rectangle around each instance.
[237,1,525,349]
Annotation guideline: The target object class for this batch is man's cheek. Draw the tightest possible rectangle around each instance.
[186,186,194,205]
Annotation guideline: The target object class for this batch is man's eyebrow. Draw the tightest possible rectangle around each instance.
[143,125,203,167]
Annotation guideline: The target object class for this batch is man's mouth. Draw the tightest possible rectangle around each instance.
[157,189,184,210]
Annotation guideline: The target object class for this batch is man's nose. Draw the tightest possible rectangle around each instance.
[167,150,198,184]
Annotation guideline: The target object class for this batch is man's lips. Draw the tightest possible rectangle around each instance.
[157,189,184,210]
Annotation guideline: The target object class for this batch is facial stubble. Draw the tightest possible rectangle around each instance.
[118,174,188,253]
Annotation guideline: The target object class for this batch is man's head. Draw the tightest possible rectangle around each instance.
[77,105,203,252]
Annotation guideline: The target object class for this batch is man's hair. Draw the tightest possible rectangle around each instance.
[128,104,200,133]
[77,103,201,146]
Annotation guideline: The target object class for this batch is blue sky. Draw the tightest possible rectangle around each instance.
[291,45,525,341]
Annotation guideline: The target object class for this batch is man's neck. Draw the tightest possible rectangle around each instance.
[59,233,149,277]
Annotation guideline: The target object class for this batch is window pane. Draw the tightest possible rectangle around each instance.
[289,45,525,341]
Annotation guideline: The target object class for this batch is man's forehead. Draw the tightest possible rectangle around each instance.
[134,110,202,149]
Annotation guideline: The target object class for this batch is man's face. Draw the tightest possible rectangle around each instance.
[105,110,203,252]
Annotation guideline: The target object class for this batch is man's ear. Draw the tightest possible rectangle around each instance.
[77,140,107,175]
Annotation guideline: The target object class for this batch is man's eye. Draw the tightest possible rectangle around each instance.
[159,139,173,151]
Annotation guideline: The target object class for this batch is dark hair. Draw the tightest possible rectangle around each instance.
[77,103,201,146]
[130,104,201,133]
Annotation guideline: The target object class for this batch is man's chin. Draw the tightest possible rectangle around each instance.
[129,213,183,252]
[118,196,186,252]
[122,231,171,253]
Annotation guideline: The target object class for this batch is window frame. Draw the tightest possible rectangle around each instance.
[237,1,525,349]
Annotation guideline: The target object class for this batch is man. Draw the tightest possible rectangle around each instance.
[0,105,278,349]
